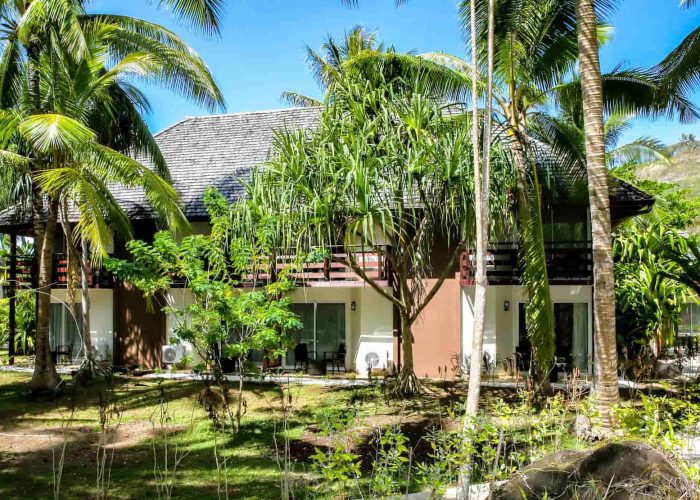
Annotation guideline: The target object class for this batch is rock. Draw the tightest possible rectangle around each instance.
[573,414,593,441]
[492,441,697,499]
[655,359,682,379]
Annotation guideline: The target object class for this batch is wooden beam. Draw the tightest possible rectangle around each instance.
[8,231,16,365]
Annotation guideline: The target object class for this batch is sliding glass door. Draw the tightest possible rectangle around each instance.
[517,302,590,373]
[50,303,82,361]
[287,303,345,365]
[554,303,589,372]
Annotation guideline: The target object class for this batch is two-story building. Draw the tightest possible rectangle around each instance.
[0,107,654,377]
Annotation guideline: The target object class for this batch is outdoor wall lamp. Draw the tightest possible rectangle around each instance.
[351,301,357,311]
[504,300,510,312]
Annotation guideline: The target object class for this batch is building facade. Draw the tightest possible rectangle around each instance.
[0,108,654,378]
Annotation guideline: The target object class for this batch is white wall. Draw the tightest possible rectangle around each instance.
[461,284,594,371]
[164,288,198,361]
[461,286,498,367]
[289,285,394,374]
[356,286,394,374]
[51,289,113,361]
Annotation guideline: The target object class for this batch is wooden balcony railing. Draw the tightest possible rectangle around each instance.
[242,246,392,287]
[52,253,114,289]
[460,241,593,286]
[13,255,36,287]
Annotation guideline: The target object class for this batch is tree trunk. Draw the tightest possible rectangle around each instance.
[29,195,60,392]
[576,0,620,431]
[465,0,492,417]
[396,312,419,396]
[236,357,245,431]
[80,238,92,356]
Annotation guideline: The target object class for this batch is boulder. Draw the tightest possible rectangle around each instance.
[655,359,682,379]
[492,441,697,499]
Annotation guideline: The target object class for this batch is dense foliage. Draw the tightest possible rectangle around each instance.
[106,189,301,429]
[612,164,700,355]
[250,74,515,394]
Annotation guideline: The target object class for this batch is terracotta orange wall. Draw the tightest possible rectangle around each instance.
[410,274,462,379]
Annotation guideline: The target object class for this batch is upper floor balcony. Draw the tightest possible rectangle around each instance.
[6,253,114,290]
[460,241,593,286]
[240,246,392,288]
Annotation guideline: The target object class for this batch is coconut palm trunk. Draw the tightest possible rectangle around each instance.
[576,0,620,431]
[29,194,61,391]
[80,237,92,357]
[466,0,494,417]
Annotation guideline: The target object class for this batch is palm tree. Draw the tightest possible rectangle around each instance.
[281,26,384,107]
[530,112,672,171]
[575,0,619,432]
[465,0,494,417]
[353,1,590,374]
[0,2,224,391]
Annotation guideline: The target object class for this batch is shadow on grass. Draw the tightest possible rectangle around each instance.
[0,411,289,499]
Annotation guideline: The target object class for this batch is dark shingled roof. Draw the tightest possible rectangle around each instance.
[116,107,322,220]
[0,106,652,229]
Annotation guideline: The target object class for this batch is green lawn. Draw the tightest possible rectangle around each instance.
[0,371,461,499]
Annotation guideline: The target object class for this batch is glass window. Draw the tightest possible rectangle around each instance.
[554,303,589,372]
[286,303,345,366]
[50,303,82,361]
[680,303,700,336]
[518,303,589,373]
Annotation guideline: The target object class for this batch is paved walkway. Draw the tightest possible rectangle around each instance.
[0,364,665,390]
[0,364,373,386]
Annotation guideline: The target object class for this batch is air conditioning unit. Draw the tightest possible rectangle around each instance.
[365,351,381,369]
[162,344,186,365]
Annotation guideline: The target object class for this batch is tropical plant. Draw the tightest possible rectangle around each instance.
[0,1,224,391]
[251,74,515,396]
[659,236,700,301]
[282,26,384,107]
[614,222,697,355]
[349,6,589,375]
[106,188,301,431]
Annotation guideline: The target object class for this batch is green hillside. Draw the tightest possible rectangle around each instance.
[636,140,700,199]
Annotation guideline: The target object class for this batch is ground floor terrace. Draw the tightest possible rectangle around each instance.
[44,279,593,380]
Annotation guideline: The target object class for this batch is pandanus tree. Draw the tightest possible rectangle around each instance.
[0,1,224,391]
[350,0,604,376]
[251,77,514,396]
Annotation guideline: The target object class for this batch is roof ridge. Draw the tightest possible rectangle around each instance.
[183,106,321,121]
[153,116,194,137]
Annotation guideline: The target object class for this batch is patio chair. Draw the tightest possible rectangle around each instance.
[324,343,346,374]
[52,343,73,365]
[294,343,315,372]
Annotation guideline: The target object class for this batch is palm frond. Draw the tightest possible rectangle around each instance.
[655,24,700,105]
[157,0,225,36]
[280,91,322,108]
[607,137,672,167]
[18,113,96,153]
[552,68,700,125]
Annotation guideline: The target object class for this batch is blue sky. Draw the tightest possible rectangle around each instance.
[91,0,700,145]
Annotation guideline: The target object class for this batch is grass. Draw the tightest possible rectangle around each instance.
[0,371,463,499]
[4,369,693,499]
[0,372,338,499]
